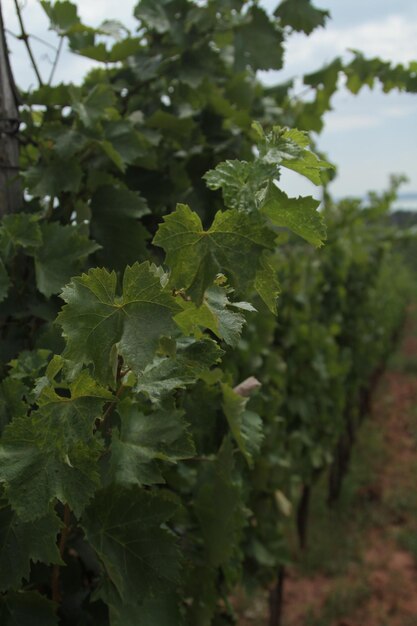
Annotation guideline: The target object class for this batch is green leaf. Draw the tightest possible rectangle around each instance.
[260,185,326,247]
[45,127,88,159]
[153,204,276,305]
[0,214,42,258]
[57,262,180,385]
[24,161,83,197]
[104,121,148,165]
[275,0,330,35]
[221,383,263,467]
[204,160,276,212]
[194,438,245,568]
[134,0,171,34]
[134,338,222,404]
[0,503,62,591]
[90,185,150,271]
[100,581,182,626]
[254,254,281,314]
[32,223,100,297]
[72,84,116,127]
[40,0,79,34]
[0,591,58,626]
[257,125,334,185]
[109,398,194,486]
[82,486,181,603]
[234,6,284,71]
[0,371,112,521]
[175,286,255,347]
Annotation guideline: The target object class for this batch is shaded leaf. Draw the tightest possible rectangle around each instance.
[82,486,180,603]
[0,503,62,591]
[32,223,100,297]
[57,262,180,385]
[0,371,112,520]
[109,398,194,486]
[0,591,58,626]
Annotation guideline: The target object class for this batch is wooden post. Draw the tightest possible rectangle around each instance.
[0,0,21,215]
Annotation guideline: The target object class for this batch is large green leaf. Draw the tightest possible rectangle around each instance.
[134,0,171,34]
[134,338,222,404]
[0,503,62,591]
[72,84,116,128]
[24,161,83,197]
[0,591,58,626]
[260,185,326,247]
[175,286,255,347]
[109,398,194,485]
[204,159,276,212]
[255,124,334,185]
[32,223,100,297]
[234,6,284,71]
[153,204,277,308]
[0,214,42,258]
[57,262,180,385]
[82,486,181,603]
[40,0,79,34]
[0,371,112,520]
[275,0,330,34]
[90,185,150,270]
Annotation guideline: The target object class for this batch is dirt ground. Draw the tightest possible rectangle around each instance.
[239,306,417,626]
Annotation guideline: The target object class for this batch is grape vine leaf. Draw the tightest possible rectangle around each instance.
[255,124,334,185]
[260,184,326,247]
[99,580,181,626]
[82,486,181,603]
[204,159,276,212]
[0,502,62,591]
[134,0,171,34]
[0,591,58,626]
[0,371,113,521]
[32,223,101,297]
[134,337,222,403]
[57,262,180,386]
[274,0,330,35]
[0,214,42,258]
[221,383,263,467]
[24,161,83,197]
[194,438,245,568]
[40,0,79,34]
[175,286,256,347]
[109,398,194,486]
[72,84,117,128]
[234,6,284,72]
[153,204,278,309]
[90,185,150,270]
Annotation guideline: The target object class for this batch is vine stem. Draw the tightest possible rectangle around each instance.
[51,504,71,603]
[101,382,126,433]
[12,0,43,86]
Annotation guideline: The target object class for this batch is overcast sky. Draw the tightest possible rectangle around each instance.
[2,0,417,202]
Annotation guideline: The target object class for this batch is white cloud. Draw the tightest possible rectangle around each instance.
[283,14,417,76]
[324,100,417,133]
